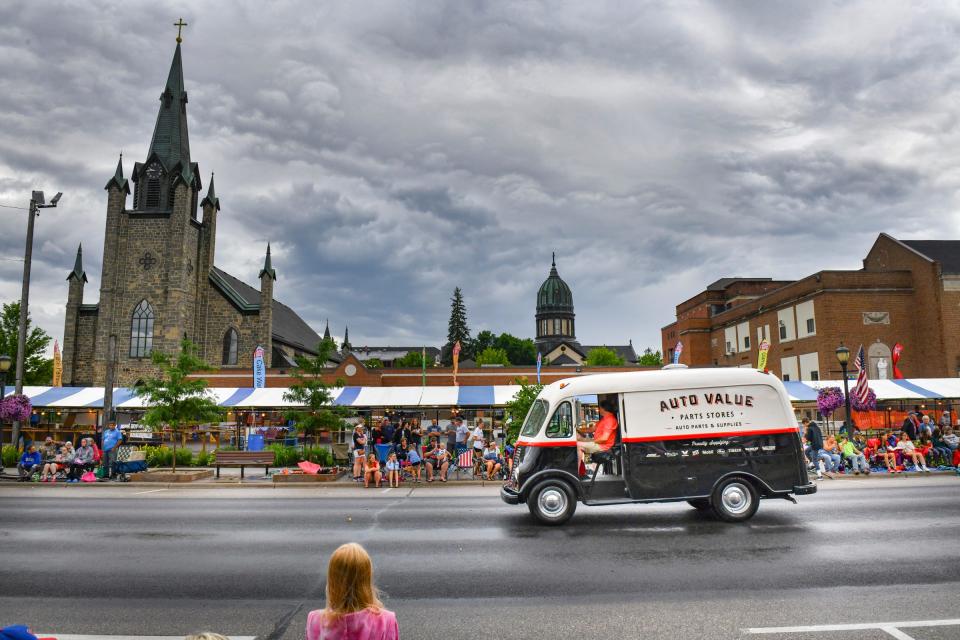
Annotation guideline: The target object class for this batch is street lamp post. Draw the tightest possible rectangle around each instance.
[12,191,61,449]
[0,354,10,452]
[836,345,853,437]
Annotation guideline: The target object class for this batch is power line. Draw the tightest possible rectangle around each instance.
[0,203,28,210]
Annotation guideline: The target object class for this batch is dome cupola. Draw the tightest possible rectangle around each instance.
[535,253,576,345]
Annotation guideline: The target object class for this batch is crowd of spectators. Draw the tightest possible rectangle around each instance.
[12,423,127,483]
[801,410,959,478]
[348,415,513,487]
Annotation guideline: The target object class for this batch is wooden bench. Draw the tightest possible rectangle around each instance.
[214,451,276,479]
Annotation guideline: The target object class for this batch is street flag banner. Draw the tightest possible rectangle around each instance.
[536,352,542,384]
[52,340,63,387]
[672,341,683,364]
[757,339,770,372]
[853,344,871,404]
[457,448,473,469]
[253,346,266,388]
[421,346,427,388]
[892,342,904,379]
[452,340,461,386]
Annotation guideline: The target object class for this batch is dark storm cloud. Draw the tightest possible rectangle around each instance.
[2,0,960,352]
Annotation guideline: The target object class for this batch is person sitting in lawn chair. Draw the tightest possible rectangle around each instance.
[426,440,450,482]
[482,441,503,480]
[17,446,42,482]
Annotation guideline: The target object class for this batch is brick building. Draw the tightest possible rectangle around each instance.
[661,233,960,379]
[61,40,320,386]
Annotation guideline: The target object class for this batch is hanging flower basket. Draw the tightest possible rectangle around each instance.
[850,388,877,412]
[0,394,32,423]
[816,387,844,416]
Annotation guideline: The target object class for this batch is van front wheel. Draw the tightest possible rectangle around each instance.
[527,480,576,525]
[711,478,758,523]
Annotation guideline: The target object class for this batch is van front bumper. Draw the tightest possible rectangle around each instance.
[500,486,521,505]
[793,482,817,495]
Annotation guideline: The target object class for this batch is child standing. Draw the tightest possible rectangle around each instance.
[305,543,399,640]
[385,452,400,488]
[353,446,366,481]
[406,443,422,483]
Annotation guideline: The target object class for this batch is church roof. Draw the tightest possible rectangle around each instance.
[146,43,193,183]
[209,267,321,354]
[900,239,960,275]
[537,254,574,312]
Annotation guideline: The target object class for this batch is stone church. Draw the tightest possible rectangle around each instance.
[61,40,320,386]
[534,255,638,365]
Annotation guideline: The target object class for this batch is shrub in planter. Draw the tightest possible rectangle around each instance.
[143,445,173,468]
[174,447,194,468]
[302,445,334,466]
[2,445,18,468]
[194,450,214,467]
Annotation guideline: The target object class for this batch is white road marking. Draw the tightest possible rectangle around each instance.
[744,618,960,634]
[881,627,917,640]
[41,636,256,640]
[132,488,167,495]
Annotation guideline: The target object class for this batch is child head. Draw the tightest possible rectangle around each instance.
[367,453,376,464]
[408,443,416,452]
[325,542,383,620]
[388,452,396,461]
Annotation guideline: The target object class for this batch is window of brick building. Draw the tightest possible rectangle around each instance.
[222,328,238,365]
[806,318,815,334]
[129,300,154,358]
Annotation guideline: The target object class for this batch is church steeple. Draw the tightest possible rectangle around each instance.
[147,42,191,179]
[200,172,219,210]
[67,244,88,283]
[342,326,351,352]
[259,243,276,280]
[104,154,130,193]
[323,319,331,341]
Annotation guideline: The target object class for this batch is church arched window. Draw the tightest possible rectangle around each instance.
[222,328,239,365]
[130,300,155,358]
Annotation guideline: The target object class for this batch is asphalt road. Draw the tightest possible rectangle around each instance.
[1,476,958,640]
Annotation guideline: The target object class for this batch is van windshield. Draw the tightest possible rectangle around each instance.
[520,400,549,438]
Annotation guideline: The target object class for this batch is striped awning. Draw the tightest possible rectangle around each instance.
[8,378,960,410]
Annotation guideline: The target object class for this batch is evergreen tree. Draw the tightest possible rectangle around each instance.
[442,287,472,364]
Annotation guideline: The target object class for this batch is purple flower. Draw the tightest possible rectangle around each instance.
[816,386,844,416]
[0,394,32,423]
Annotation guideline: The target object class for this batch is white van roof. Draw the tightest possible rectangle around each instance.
[539,367,784,404]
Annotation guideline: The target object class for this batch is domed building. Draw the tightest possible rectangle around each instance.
[535,254,638,365]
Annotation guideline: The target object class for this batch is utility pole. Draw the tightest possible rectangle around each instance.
[12,191,61,448]
[102,335,117,428]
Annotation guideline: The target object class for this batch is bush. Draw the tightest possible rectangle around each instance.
[143,445,173,468]
[302,445,334,466]
[266,444,301,467]
[2,445,18,468]
[174,447,194,468]
[194,450,214,467]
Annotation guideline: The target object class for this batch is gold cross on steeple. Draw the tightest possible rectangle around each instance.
[174,18,188,43]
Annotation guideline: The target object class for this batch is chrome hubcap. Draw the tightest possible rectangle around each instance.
[538,488,567,517]
[721,483,751,515]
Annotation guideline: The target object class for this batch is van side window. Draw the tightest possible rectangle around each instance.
[545,401,573,438]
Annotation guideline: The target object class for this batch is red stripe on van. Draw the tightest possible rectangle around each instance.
[622,427,798,443]
[515,440,576,447]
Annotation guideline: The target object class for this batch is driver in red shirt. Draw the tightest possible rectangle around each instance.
[577,400,619,467]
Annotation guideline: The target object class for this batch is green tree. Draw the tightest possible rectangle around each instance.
[364,358,383,369]
[476,347,510,366]
[0,301,53,384]
[585,346,625,366]
[504,377,544,442]
[473,330,497,355]
[638,347,663,366]
[394,350,426,368]
[442,287,472,364]
[283,337,350,446]
[134,338,223,473]
[494,333,537,365]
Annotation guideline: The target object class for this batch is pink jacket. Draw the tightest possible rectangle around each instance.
[306,608,399,640]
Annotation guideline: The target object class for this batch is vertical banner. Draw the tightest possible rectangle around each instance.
[892,342,904,379]
[253,345,266,388]
[52,339,63,387]
[452,340,461,386]
[672,341,683,364]
[757,339,770,372]
[421,346,427,388]
[536,352,542,384]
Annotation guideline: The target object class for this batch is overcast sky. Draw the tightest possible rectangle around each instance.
[2,1,960,355]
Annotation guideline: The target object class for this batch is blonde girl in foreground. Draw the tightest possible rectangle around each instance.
[306,543,399,640]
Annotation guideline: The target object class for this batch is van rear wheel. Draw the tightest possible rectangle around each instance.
[687,498,711,511]
[527,480,576,526]
[710,477,758,523]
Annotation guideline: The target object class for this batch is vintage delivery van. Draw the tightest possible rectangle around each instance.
[501,366,815,525]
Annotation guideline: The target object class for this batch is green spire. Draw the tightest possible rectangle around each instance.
[323,319,331,341]
[342,326,351,351]
[146,43,192,182]
[200,172,220,210]
[67,244,88,283]
[259,243,276,280]
[104,153,130,193]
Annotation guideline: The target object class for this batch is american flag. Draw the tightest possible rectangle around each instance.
[853,345,871,403]
[457,448,473,468]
